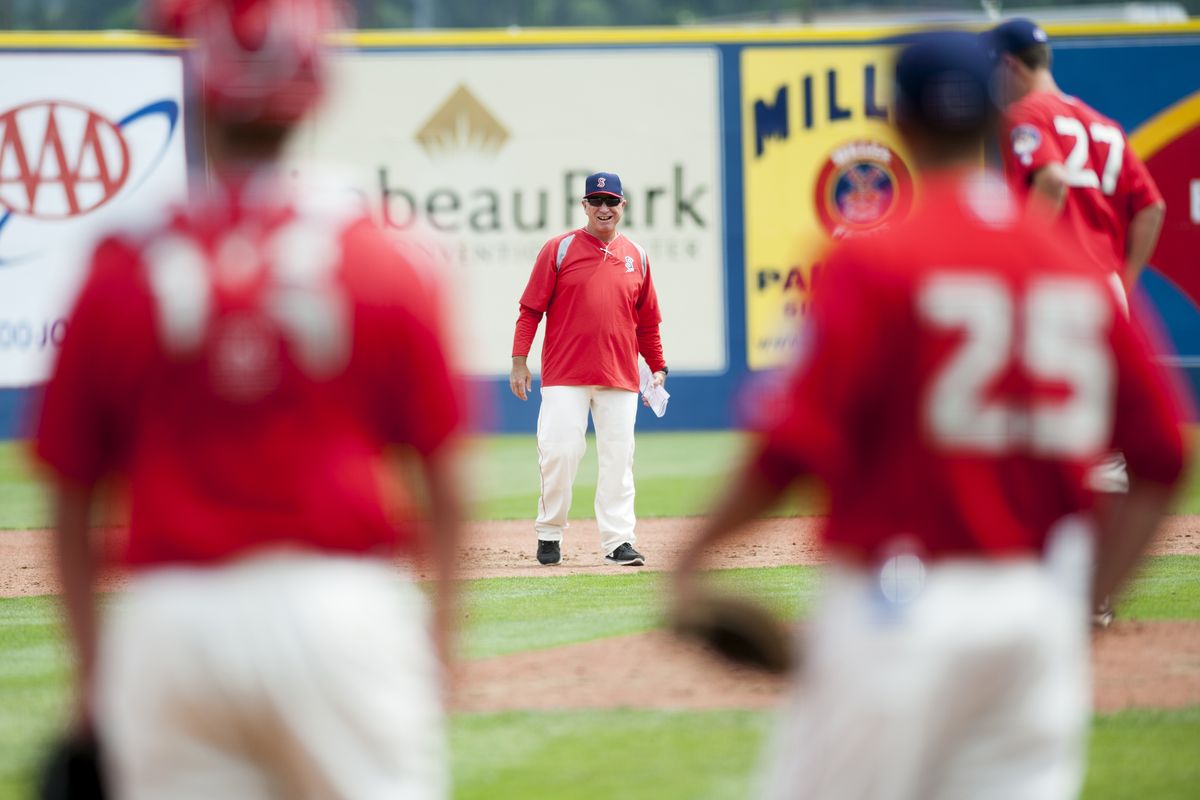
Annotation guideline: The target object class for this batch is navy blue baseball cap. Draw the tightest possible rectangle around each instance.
[584,172,622,198]
[894,31,999,136]
[989,17,1049,56]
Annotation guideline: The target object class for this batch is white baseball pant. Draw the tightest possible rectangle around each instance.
[97,551,447,800]
[757,524,1092,800]
[535,385,639,555]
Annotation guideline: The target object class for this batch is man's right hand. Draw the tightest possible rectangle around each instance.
[510,357,533,400]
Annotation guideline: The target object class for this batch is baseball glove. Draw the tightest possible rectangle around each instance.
[671,591,795,675]
[39,732,106,800]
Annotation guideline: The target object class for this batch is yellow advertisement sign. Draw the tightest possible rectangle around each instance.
[742,46,914,370]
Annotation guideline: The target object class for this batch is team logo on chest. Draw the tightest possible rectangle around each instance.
[624,255,635,273]
[1011,124,1042,167]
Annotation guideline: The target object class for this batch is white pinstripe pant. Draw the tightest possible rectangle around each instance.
[534,385,639,555]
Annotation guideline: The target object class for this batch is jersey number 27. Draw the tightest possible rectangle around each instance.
[1054,116,1125,196]
[919,273,1113,458]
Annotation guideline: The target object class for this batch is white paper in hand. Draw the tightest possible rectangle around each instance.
[639,362,670,418]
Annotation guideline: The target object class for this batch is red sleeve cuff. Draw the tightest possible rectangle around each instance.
[512,306,542,357]
[636,324,665,373]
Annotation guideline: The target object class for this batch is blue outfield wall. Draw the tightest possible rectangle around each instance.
[0,390,26,438]
[1,25,1197,437]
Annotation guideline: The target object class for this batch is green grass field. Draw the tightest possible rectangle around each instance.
[1,431,1198,798]
[7,430,1197,528]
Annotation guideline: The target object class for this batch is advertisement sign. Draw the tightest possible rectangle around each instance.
[1131,90,1200,314]
[292,49,726,377]
[741,45,913,371]
[0,54,187,387]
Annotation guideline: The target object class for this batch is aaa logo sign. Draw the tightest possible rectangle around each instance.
[0,51,186,391]
[0,100,131,219]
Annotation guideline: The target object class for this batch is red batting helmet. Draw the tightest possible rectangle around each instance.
[146,0,341,125]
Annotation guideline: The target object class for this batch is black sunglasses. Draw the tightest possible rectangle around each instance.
[585,196,622,207]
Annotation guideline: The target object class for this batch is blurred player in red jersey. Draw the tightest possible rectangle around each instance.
[35,1,464,797]
[510,172,667,567]
[673,31,1187,800]
[991,17,1168,626]
[992,18,1165,297]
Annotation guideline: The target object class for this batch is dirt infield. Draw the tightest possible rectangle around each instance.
[5,514,1195,594]
[447,515,1200,578]
[4,516,1199,713]
[446,515,1200,714]
[0,516,831,596]
[452,620,1200,715]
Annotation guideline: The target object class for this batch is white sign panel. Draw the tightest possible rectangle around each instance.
[292,49,726,377]
[0,54,188,387]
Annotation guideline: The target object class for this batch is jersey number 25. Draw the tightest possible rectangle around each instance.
[919,273,1113,458]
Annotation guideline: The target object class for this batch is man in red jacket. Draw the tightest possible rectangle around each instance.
[36,1,464,796]
[510,172,667,567]
[675,31,1187,799]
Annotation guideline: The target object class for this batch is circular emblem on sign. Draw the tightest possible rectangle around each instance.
[813,140,914,237]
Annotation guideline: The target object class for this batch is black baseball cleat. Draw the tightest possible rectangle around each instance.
[536,540,562,566]
[605,542,645,566]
